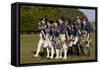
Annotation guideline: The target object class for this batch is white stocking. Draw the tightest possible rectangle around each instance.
[46,47,50,58]
[34,39,43,57]
[55,49,59,59]
[50,46,54,59]
[63,48,68,59]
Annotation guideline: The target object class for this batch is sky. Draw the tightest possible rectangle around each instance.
[79,9,95,22]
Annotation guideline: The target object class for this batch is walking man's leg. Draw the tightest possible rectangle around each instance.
[34,39,43,57]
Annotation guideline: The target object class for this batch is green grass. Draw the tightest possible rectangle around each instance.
[20,32,96,64]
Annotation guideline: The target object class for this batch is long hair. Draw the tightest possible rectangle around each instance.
[82,16,88,23]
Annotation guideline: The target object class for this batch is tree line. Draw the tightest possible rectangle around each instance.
[20,6,93,34]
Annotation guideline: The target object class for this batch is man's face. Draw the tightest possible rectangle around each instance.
[77,19,81,24]
[58,19,63,24]
[54,22,58,27]
[41,20,45,24]
[82,20,86,25]
[47,22,51,27]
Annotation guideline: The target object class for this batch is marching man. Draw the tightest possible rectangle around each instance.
[81,17,91,49]
[58,18,68,59]
[82,17,90,41]
[34,18,47,57]
[42,21,54,58]
[51,21,60,59]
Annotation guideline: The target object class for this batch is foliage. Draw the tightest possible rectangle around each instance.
[20,5,85,33]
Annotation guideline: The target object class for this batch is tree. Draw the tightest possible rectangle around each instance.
[20,6,85,33]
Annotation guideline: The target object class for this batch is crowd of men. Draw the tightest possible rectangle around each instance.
[34,16,91,59]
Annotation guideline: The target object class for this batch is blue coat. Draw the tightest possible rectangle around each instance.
[51,26,60,37]
[59,23,66,34]
[68,25,76,36]
[82,24,90,33]
[45,27,51,35]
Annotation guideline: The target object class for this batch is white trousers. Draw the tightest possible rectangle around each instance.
[34,38,44,57]
[55,34,68,59]
[73,36,78,45]
[43,37,54,58]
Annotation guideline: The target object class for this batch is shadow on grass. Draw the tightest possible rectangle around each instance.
[30,51,45,57]
[30,50,78,58]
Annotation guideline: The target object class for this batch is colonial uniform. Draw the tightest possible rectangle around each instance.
[59,23,68,59]
[51,26,60,59]
[34,24,46,57]
[82,23,90,48]
[51,26,60,48]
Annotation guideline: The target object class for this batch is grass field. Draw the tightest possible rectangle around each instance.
[20,32,96,64]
